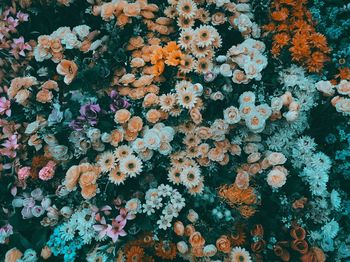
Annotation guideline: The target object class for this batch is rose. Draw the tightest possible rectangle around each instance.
[216,235,231,253]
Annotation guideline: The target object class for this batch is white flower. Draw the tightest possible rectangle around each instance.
[224,106,241,124]
[157,215,172,230]
[73,25,90,40]
[119,155,143,177]
[230,247,252,262]
[62,32,81,49]
[144,129,161,150]
[180,166,201,188]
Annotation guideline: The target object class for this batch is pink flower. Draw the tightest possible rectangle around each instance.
[106,217,127,242]
[117,208,135,221]
[0,97,11,116]
[6,17,19,32]
[16,12,29,22]
[38,161,56,181]
[0,134,19,158]
[18,167,31,180]
[10,37,32,58]
[93,217,112,240]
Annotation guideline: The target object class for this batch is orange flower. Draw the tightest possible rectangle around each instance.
[307,51,329,73]
[216,235,231,253]
[126,246,144,262]
[271,8,289,21]
[189,232,205,248]
[155,241,177,260]
[56,59,78,85]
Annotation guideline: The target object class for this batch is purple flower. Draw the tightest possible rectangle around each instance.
[70,103,101,130]
[80,103,101,125]
[109,90,130,112]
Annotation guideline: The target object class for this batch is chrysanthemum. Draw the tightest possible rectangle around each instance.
[180,166,201,188]
[119,155,143,177]
[196,8,210,23]
[114,145,133,160]
[108,167,127,185]
[178,29,195,50]
[176,0,197,19]
[169,104,183,117]
[164,6,178,19]
[159,94,176,112]
[195,25,215,47]
[230,247,252,262]
[175,80,193,92]
[177,90,197,109]
[97,151,116,172]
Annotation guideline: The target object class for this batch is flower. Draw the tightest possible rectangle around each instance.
[0,97,11,116]
[98,151,116,172]
[119,155,143,177]
[106,217,127,243]
[267,168,287,189]
[56,60,78,84]
[230,247,252,262]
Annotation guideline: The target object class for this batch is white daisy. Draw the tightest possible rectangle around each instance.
[180,166,201,188]
[114,145,132,160]
[119,155,143,177]
[177,90,198,109]
[97,151,116,173]
[230,247,252,262]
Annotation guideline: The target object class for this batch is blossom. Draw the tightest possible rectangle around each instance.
[0,97,11,116]
[56,59,78,84]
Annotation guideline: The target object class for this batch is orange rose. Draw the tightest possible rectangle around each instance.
[36,89,53,103]
[5,248,23,262]
[146,109,161,123]
[42,80,58,90]
[81,184,97,199]
[50,39,63,53]
[190,108,202,124]
[291,239,308,254]
[216,235,231,253]
[114,109,131,124]
[143,93,159,107]
[290,226,306,240]
[184,225,195,237]
[301,247,325,262]
[64,165,81,191]
[127,116,143,132]
[189,232,205,248]
[110,129,124,146]
[174,221,185,236]
[79,171,98,187]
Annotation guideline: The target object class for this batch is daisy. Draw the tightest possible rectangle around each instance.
[195,25,215,47]
[179,54,196,73]
[178,29,195,50]
[98,151,116,173]
[177,16,195,29]
[159,94,176,112]
[108,167,127,185]
[196,57,213,74]
[188,180,204,195]
[191,43,210,58]
[175,80,193,92]
[230,247,252,262]
[119,155,143,177]
[177,90,197,109]
[180,166,201,188]
[168,167,182,185]
[196,8,210,23]
[164,6,178,19]
[169,104,183,117]
[114,145,132,160]
[176,0,197,19]
[170,193,186,210]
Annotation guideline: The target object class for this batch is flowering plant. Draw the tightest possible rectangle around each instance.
[1,0,350,261]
